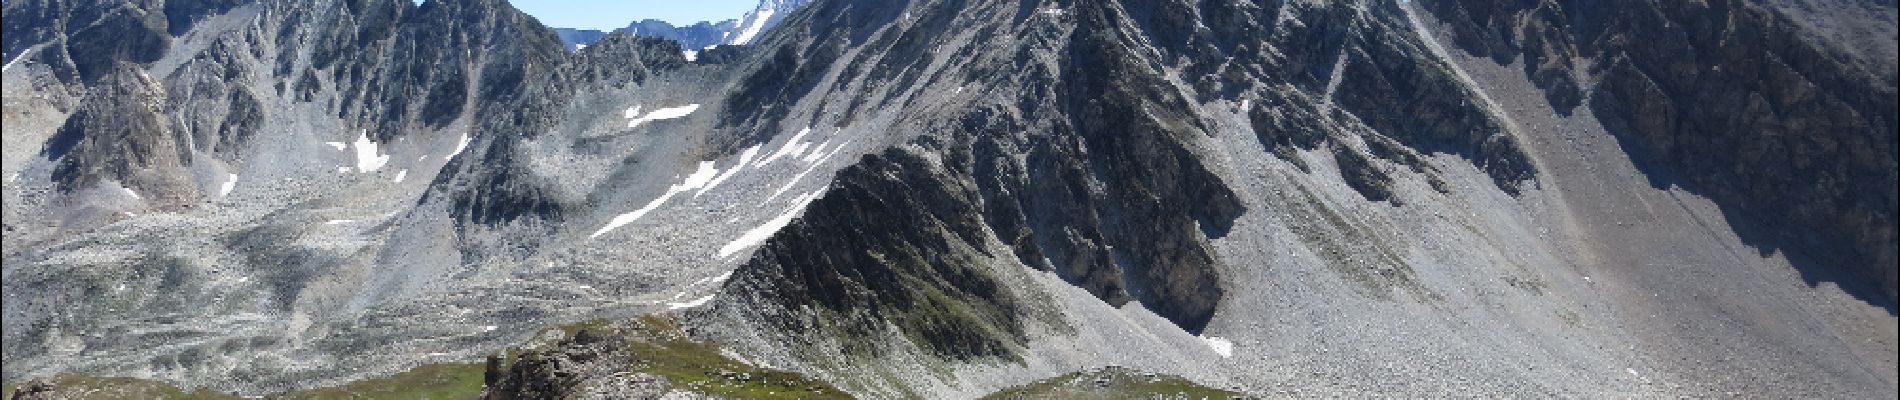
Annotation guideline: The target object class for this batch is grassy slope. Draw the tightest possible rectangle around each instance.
[4,319,1238,400]
[270,363,487,400]
[603,315,852,399]
[980,367,1245,400]
[0,316,847,399]
[0,364,484,400]
[0,375,242,400]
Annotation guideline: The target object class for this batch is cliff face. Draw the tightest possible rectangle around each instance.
[44,65,198,206]
[2,0,1895,398]
[1427,0,1899,308]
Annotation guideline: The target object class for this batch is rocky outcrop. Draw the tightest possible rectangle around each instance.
[717,149,1035,361]
[2,0,179,84]
[164,27,268,161]
[44,64,197,205]
[484,329,641,400]
[1027,1,1247,334]
[1426,0,1900,304]
[561,33,688,87]
[6,380,57,400]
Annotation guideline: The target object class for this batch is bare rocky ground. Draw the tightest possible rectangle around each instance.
[2,0,1894,398]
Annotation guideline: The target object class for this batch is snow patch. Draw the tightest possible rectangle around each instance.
[392,169,408,183]
[325,142,348,151]
[324,219,355,225]
[219,174,238,196]
[481,325,498,332]
[758,127,813,166]
[719,190,823,258]
[767,137,852,202]
[590,161,721,238]
[697,145,762,197]
[2,48,32,72]
[800,139,834,163]
[730,9,775,45]
[351,130,390,173]
[626,104,701,128]
[122,188,141,200]
[447,133,472,160]
[1200,335,1234,358]
[682,50,698,62]
[688,270,736,287]
[668,294,716,310]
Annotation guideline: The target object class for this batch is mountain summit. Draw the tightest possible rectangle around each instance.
[554,0,812,53]
[2,0,1894,398]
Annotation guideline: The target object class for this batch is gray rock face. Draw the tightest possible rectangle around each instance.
[45,64,198,206]
[2,0,1895,398]
[716,148,1042,361]
[482,329,644,400]
[1426,0,1899,305]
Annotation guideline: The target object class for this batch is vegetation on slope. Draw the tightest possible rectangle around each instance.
[981,366,1246,400]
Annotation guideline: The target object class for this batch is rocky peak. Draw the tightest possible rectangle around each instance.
[44,63,198,206]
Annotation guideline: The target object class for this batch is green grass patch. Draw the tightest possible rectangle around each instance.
[10,317,850,400]
[1,363,484,400]
[615,315,850,399]
[981,366,1245,400]
[271,363,486,400]
[0,375,241,400]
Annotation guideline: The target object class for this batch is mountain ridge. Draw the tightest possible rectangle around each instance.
[551,0,811,54]
[2,0,1894,398]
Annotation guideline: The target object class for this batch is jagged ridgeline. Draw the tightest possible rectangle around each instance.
[3,0,1895,398]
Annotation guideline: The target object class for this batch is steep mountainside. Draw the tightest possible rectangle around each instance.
[2,0,1894,398]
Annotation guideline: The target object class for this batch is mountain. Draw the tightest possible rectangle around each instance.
[2,0,1895,398]
[552,0,810,54]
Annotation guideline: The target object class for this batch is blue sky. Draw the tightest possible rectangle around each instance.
[506,1,760,30]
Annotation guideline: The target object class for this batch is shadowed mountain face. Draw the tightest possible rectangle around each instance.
[2,0,1895,398]
[1427,0,1899,312]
